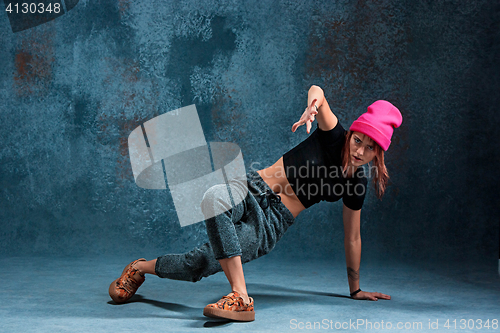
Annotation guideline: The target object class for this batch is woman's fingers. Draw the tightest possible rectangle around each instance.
[293,119,313,133]
[292,120,305,132]
[354,291,391,301]
[373,292,391,300]
[292,104,318,133]
[377,293,391,300]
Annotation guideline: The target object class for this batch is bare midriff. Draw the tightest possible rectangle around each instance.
[256,156,306,218]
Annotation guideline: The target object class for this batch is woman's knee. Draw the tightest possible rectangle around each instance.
[200,184,232,218]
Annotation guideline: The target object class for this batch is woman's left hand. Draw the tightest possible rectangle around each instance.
[291,99,318,134]
[352,290,391,301]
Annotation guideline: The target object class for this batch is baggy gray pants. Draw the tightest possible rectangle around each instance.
[154,170,295,282]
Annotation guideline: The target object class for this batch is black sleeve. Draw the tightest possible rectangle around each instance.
[342,176,368,211]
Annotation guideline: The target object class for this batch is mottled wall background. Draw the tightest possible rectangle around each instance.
[0,0,498,263]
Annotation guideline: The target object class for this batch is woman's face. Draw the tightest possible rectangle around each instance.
[349,131,376,167]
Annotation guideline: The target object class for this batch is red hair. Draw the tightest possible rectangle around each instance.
[341,131,389,199]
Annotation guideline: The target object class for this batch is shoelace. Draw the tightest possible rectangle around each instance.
[218,293,251,307]
[120,267,143,292]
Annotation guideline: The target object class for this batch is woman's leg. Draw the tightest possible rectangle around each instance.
[110,172,293,310]
[200,182,251,302]
[155,172,294,298]
[153,180,249,283]
[219,256,249,303]
[155,242,224,282]
[135,259,157,275]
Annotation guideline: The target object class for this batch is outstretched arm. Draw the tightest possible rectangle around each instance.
[292,85,338,133]
[308,85,338,131]
[343,203,391,301]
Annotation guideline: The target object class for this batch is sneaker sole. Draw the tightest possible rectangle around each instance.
[203,307,255,322]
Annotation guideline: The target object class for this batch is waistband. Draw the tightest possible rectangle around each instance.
[244,170,295,224]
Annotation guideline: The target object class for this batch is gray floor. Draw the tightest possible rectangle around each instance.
[2,251,499,333]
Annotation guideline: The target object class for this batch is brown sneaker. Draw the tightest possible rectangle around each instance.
[203,291,255,321]
[108,258,146,304]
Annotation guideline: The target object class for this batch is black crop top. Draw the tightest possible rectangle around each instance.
[283,121,368,210]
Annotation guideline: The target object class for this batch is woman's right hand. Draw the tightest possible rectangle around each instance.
[291,99,318,134]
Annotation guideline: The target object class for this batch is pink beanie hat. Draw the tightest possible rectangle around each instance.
[349,100,402,151]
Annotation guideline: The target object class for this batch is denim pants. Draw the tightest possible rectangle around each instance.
[154,170,295,282]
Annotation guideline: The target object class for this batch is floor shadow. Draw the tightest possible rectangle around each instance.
[108,294,199,314]
[106,281,462,324]
[247,282,351,299]
[203,319,233,327]
[245,282,455,312]
[113,295,246,327]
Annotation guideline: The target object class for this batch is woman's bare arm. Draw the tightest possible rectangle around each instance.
[308,85,338,131]
[292,85,339,133]
[343,203,362,294]
[343,203,391,301]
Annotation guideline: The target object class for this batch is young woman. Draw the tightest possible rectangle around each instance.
[109,85,403,322]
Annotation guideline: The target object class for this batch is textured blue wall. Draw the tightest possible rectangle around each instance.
[0,0,498,262]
